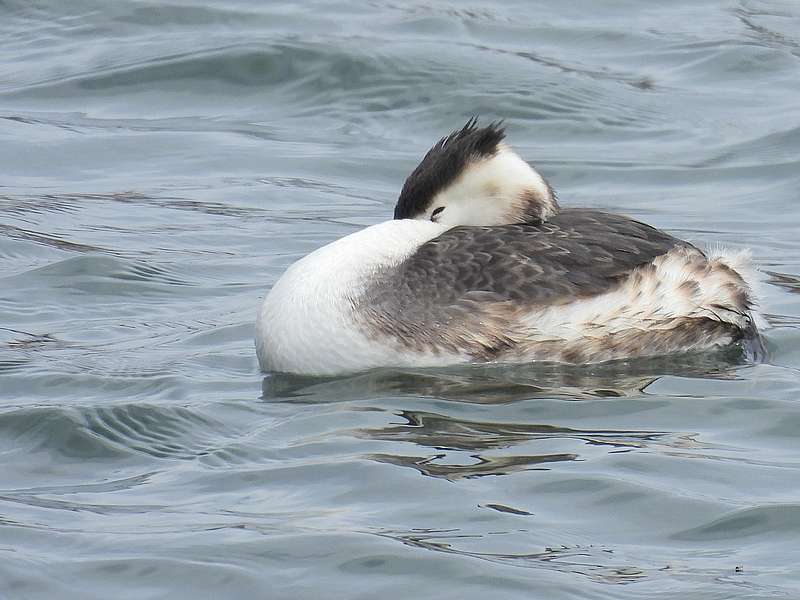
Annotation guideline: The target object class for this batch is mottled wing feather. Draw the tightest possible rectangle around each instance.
[358,209,690,359]
[393,209,687,307]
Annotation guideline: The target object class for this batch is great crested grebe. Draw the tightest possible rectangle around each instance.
[256,119,764,376]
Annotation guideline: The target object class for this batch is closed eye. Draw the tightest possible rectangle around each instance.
[431,206,445,221]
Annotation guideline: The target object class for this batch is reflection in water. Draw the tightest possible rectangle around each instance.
[262,355,743,480]
[368,451,577,480]
[376,528,651,585]
[359,410,675,479]
[261,349,746,405]
[356,410,666,451]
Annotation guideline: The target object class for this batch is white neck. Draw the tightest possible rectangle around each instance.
[256,219,447,375]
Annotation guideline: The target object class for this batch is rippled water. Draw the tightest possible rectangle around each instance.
[2,1,800,598]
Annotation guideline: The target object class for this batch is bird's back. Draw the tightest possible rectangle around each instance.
[356,209,760,364]
[369,209,686,309]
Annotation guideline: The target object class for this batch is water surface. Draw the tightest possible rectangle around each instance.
[2,1,800,598]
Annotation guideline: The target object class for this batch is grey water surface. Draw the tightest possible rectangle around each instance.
[2,1,800,598]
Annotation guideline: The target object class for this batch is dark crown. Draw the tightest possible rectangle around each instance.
[394,118,506,219]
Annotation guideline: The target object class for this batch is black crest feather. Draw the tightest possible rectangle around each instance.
[394,118,506,219]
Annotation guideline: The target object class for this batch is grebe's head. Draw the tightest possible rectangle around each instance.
[393,118,558,226]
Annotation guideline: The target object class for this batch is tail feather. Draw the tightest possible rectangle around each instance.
[741,319,768,363]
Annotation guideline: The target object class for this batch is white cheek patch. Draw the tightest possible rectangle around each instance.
[428,147,557,227]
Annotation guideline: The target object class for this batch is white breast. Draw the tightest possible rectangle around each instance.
[255,219,449,375]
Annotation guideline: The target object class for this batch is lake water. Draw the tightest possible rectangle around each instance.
[2,1,800,598]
